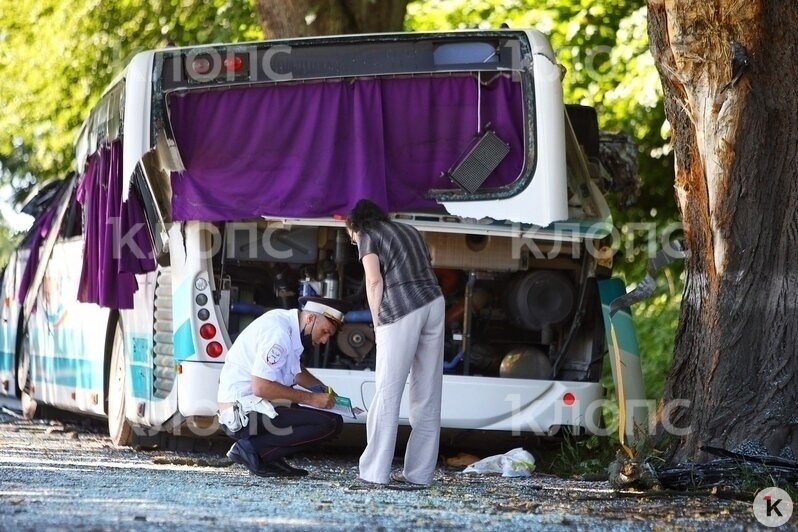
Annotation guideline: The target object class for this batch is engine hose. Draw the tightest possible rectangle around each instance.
[549,246,591,378]
[443,351,463,370]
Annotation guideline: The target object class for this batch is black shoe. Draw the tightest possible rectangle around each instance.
[272,458,308,476]
[254,459,307,478]
[227,440,262,472]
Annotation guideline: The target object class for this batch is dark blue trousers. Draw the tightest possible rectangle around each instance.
[229,405,343,462]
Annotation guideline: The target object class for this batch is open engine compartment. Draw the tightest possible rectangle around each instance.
[210,219,606,383]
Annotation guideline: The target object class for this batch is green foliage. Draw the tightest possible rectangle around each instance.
[0,0,263,202]
[0,223,23,267]
[541,433,618,477]
[631,274,682,400]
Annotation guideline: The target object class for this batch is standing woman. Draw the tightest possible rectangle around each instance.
[346,199,445,487]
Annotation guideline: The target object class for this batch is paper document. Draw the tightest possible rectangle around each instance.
[296,387,364,419]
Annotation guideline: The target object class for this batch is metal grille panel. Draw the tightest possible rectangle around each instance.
[447,130,510,193]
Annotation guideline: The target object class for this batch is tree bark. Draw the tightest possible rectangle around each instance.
[648,0,798,463]
[254,0,409,39]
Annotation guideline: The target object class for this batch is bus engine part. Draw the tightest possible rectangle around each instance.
[505,271,576,330]
[499,346,552,379]
[336,324,375,363]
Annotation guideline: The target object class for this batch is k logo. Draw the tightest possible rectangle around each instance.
[753,487,793,527]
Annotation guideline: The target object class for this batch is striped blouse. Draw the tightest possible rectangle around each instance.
[357,220,442,325]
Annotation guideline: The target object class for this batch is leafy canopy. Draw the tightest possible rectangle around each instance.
[0,0,263,204]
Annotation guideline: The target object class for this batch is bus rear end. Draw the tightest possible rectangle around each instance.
[126,29,639,440]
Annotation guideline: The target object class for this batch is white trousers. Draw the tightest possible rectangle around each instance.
[358,296,445,485]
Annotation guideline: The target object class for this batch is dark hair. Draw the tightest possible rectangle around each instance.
[346,199,389,233]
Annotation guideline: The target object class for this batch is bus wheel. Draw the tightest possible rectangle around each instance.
[108,324,133,446]
[16,336,37,419]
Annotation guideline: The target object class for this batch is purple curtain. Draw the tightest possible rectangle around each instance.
[168,75,525,221]
[77,142,156,309]
[17,201,59,302]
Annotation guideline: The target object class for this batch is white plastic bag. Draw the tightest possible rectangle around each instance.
[461,447,536,477]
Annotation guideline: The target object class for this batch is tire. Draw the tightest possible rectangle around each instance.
[565,104,600,160]
[108,323,134,446]
[13,314,25,400]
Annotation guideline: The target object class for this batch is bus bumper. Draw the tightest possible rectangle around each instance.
[313,369,606,436]
[176,360,223,417]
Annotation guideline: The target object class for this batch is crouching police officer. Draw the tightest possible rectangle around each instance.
[217,296,349,477]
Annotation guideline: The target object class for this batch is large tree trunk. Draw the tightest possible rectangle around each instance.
[647,0,798,463]
[255,0,409,39]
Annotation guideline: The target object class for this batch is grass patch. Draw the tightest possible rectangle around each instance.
[536,433,619,477]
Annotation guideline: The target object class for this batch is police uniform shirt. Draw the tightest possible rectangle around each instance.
[217,308,304,403]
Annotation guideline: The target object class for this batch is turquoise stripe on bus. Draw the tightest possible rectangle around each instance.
[26,354,153,400]
[544,218,613,239]
[0,351,12,375]
[30,355,104,391]
[127,335,153,400]
[173,277,192,323]
[597,278,641,357]
[129,336,151,365]
[173,319,195,361]
[128,364,152,400]
[172,277,195,362]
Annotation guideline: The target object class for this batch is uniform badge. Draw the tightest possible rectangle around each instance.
[266,344,285,366]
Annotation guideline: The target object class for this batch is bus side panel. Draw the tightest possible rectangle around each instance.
[0,250,28,397]
[170,222,225,418]
[27,240,109,415]
[119,269,179,427]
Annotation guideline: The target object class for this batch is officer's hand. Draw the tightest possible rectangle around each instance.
[309,393,335,409]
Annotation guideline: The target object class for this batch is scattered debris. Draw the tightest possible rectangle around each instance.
[462,448,536,477]
[151,455,229,468]
[443,452,480,467]
[0,412,764,529]
[608,450,658,490]
[657,446,798,491]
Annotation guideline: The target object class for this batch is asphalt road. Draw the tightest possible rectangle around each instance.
[0,398,764,531]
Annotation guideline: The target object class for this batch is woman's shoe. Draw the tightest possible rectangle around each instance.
[347,477,386,491]
[388,471,427,490]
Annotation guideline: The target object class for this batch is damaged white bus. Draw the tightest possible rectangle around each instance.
[0,29,645,446]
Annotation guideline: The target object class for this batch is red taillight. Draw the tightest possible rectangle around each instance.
[563,392,576,406]
[223,56,243,72]
[206,341,223,358]
[200,323,217,340]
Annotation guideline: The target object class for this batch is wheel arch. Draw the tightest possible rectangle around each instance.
[13,310,26,400]
[103,309,121,415]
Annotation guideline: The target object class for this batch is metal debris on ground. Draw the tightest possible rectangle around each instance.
[657,446,798,491]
